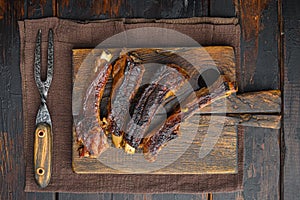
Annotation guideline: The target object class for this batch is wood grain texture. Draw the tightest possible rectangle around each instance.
[59,193,112,200]
[0,0,54,199]
[210,0,236,17]
[214,127,280,200]
[283,0,300,199]
[200,90,281,114]
[243,127,280,200]
[213,192,243,200]
[34,123,52,188]
[237,0,279,92]
[72,47,239,175]
[213,0,282,199]
[60,192,207,200]
[26,192,56,200]
[57,0,209,20]
[0,0,6,20]
[27,0,54,18]
[150,194,208,200]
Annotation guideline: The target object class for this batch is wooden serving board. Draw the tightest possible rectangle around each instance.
[72,47,281,174]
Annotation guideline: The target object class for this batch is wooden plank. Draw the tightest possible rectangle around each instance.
[213,127,280,200]
[59,193,112,200]
[283,0,300,199]
[0,1,24,96]
[58,193,205,200]
[59,192,208,199]
[26,193,56,200]
[243,127,280,199]
[230,114,281,130]
[214,0,281,199]
[151,194,208,200]
[57,0,209,19]
[0,1,55,199]
[213,192,243,200]
[237,0,279,92]
[27,0,56,18]
[210,0,236,17]
[112,194,135,200]
[200,90,281,114]
[0,0,6,20]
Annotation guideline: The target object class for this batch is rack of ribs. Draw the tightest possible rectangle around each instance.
[75,49,236,161]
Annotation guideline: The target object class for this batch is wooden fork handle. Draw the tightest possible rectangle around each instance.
[34,122,52,188]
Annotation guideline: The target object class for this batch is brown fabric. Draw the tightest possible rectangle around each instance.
[19,17,242,193]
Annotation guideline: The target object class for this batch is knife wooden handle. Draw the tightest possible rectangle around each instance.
[34,122,52,188]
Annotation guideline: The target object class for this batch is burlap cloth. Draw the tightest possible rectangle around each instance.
[19,17,243,193]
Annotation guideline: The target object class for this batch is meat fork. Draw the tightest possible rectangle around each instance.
[33,29,54,188]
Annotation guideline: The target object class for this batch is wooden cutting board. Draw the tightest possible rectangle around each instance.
[71,46,281,174]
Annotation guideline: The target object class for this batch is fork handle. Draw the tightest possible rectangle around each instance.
[34,122,52,188]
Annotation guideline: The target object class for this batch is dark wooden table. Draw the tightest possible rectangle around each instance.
[0,0,298,199]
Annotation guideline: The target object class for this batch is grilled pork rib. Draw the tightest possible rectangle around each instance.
[143,77,236,161]
[108,64,145,148]
[75,55,112,157]
[123,65,189,153]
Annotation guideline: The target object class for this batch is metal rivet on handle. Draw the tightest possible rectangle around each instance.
[37,167,45,176]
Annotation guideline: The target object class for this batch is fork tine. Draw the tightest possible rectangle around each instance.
[46,29,54,87]
[34,29,42,89]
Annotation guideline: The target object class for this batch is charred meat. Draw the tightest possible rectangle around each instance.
[75,49,236,161]
[143,77,236,161]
